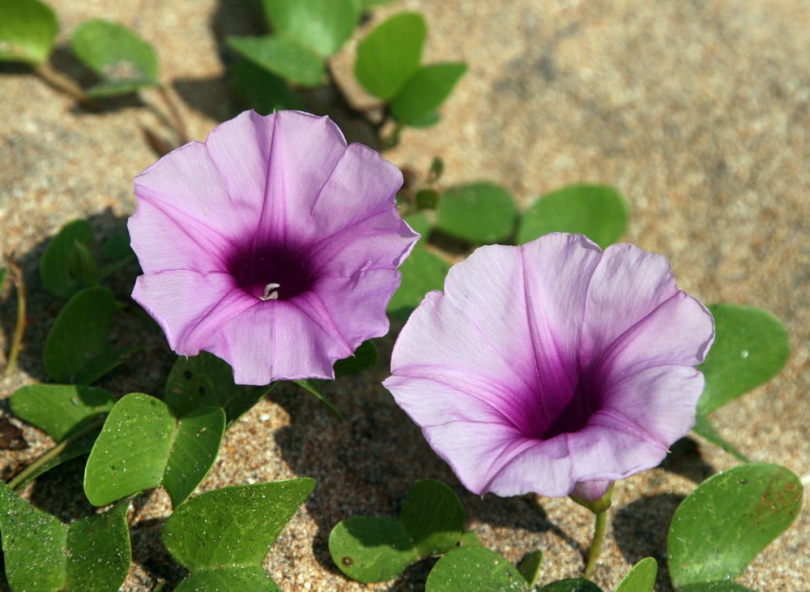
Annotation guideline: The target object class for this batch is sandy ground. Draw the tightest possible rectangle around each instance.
[1,0,808,590]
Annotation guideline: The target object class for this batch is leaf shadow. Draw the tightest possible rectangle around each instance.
[613,493,685,592]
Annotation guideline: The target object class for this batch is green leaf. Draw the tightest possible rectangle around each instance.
[175,567,281,592]
[230,58,302,114]
[0,266,7,292]
[426,546,529,591]
[516,184,630,249]
[387,246,450,322]
[261,0,358,57]
[70,20,159,97]
[40,219,94,299]
[517,550,543,587]
[391,62,467,123]
[163,479,315,573]
[615,557,657,592]
[0,0,58,66]
[329,516,418,582]
[73,344,143,385]
[67,240,98,286]
[293,379,344,419]
[354,12,426,100]
[0,483,130,592]
[228,34,325,87]
[538,579,603,592]
[359,0,396,8]
[691,414,750,463]
[329,480,464,583]
[99,230,136,278]
[65,501,131,591]
[84,393,225,507]
[334,340,378,377]
[677,583,755,592]
[667,463,802,588]
[697,304,790,416]
[458,530,482,547]
[44,286,117,383]
[400,480,465,557]
[10,383,115,441]
[0,481,66,590]
[436,182,517,243]
[164,351,266,426]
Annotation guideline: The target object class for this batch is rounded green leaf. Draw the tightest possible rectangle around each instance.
[516,184,630,248]
[230,59,302,114]
[163,479,315,570]
[517,550,543,587]
[400,480,465,557]
[228,34,324,87]
[261,0,358,57]
[436,182,517,244]
[387,246,451,322]
[697,304,790,415]
[175,567,281,592]
[164,351,264,425]
[0,481,67,591]
[40,219,94,299]
[65,502,131,592]
[44,286,116,383]
[10,384,115,441]
[0,0,58,66]
[84,393,225,507]
[538,579,603,592]
[426,546,528,592]
[70,19,159,97]
[615,557,657,592]
[391,62,467,123]
[329,516,417,583]
[354,12,426,100]
[667,463,803,588]
[0,484,131,592]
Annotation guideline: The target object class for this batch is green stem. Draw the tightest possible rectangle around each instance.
[7,415,106,491]
[158,84,190,145]
[4,261,26,377]
[34,63,100,111]
[583,508,607,579]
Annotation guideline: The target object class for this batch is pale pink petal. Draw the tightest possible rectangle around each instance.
[127,197,235,274]
[134,142,250,242]
[580,243,679,366]
[133,270,252,355]
[203,300,350,385]
[599,365,705,445]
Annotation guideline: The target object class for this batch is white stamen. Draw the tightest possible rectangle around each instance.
[260,282,281,301]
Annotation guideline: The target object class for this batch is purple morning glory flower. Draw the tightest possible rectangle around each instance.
[384,233,714,500]
[129,110,418,385]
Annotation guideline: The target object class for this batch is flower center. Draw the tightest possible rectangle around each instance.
[227,240,316,302]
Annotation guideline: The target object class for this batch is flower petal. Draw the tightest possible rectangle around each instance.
[580,243,679,367]
[202,298,356,385]
[133,270,251,355]
[599,365,705,445]
[134,141,251,243]
[594,291,715,387]
[127,196,235,274]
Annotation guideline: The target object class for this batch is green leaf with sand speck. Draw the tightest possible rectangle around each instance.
[667,463,802,588]
[71,19,159,97]
[84,393,224,507]
[163,479,314,591]
[0,482,130,592]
